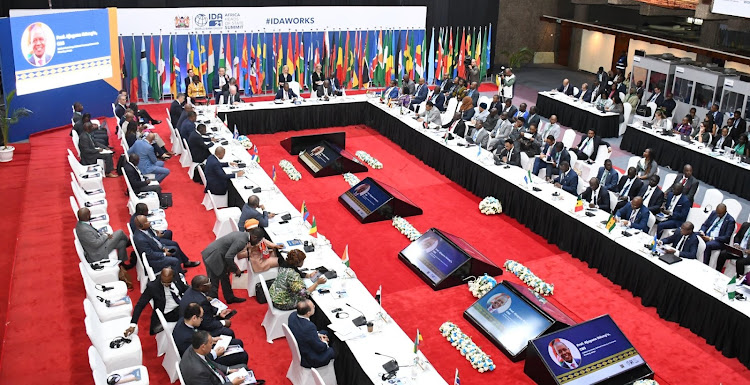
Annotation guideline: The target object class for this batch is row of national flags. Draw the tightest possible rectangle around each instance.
[119,25,492,102]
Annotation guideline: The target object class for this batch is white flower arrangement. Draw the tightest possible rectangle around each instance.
[278,159,302,181]
[355,150,383,169]
[343,172,361,187]
[467,274,498,298]
[439,322,496,373]
[479,197,503,215]
[633,380,659,385]
[237,135,253,149]
[503,260,554,296]
[392,216,421,241]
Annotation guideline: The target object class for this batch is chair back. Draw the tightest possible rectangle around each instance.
[311,368,327,385]
[288,81,302,97]
[70,195,80,217]
[122,167,138,201]
[282,323,303,367]
[197,164,208,185]
[561,129,576,149]
[218,94,225,105]
[619,92,626,102]
[723,199,743,222]
[626,156,640,171]
[88,345,108,385]
[72,130,82,157]
[111,103,118,119]
[144,253,156,281]
[259,273,273,308]
[701,189,724,212]
[623,102,632,125]
[445,97,459,115]
[646,102,657,120]
[229,217,240,232]
[207,190,222,219]
[661,173,677,191]
[573,86,580,96]
[647,212,657,235]
[697,236,707,259]
[181,138,193,166]
[156,308,181,382]
[176,362,186,385]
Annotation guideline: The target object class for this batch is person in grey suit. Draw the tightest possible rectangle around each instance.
[179,330,248,385]
[75,208,129,263]
[402,75,416,95]
[201,231,252,303]
[487,112,513,151]
[465,121,490,148]
[78,123,117,177]
[416,101,442,126]
[238,195,275,230]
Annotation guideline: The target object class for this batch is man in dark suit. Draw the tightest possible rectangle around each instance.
[495,138,521,167]
[124,267,187,335]
[656,183,691,237]
[438,74,453,95]
[637,174,665,214]
[501,99,517,121]
[710,104,724,128]
[179,111,198,142]
[275,83,298,101]
[188,124,216,164]
[287,299,335,369]
[75,207,129,263]
[202,231,252,303]
[74,112,110,147]
[178,330,246,385]
[543,142,570,179]
[180,275,236,337]
[611,167,643,213]
[711,127,734,151]
[238,195,274,230]
[661,221,699,260]
[79,123,117,177]
[134,215,190,274]
[554,161,578,195]
[665,165,699,203]
[697,204,736,264]
[430,91,447,112]
[176,104,194,136]
[114,94,128,123]
[575,83,592,102]
[224,86,242,105]
[556,79,574,96]
[316,80,335,98]
[730,110,747,141]
[581,177,610,210]
[184,69,195,95]
[205,147,244,196]
[715,221,750,275]
[213,67,231,103]
[174,303,249,368]
[647,87,664,107]
[488,94,501,112]
[169,93,186,128]
[130,203,172,241]
[123,154,163,202]
[596,159,619,191]
[409,78,429,109]
[570,129,611,161]
[616,197,650,232]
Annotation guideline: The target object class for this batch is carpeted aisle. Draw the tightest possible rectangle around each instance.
[0,102,748,385]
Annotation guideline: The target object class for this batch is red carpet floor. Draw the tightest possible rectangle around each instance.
[1,103,749,385]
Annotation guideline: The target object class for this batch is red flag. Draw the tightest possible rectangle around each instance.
[119,36,126,82]
[457,28,466,79]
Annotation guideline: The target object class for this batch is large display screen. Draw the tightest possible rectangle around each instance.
[399,229,469,284]
[299,141,341,173]
[339,178,392,218]
[531,315,646,385]
[10,9,114,96]
[465,283,554,356]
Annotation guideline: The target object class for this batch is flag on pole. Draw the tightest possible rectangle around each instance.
[384,31,393,84]
[233,32,240,80]
[427,28,434,84]
[159,33,166,91]
[341,245,350,267]
[374,30,384,86]
[456,27,465,79]
[225,34,233,78]
[242,34,251,94]
[453,369,460,385]
[728,276,738,300]
[484,24,492,81]
[272,165,277,182]
[605,214,617,232]
[148,34,159,101]
[129,35,138,101]
[259,32,266,93]
[140,35,148,102]
[170,34,178,96]
[404,31,413,79]
[218,33,226,75]
[413,329,423,353]
[309,216,318,237]
[574,195,584,212]
[375,285,381,305]
[199,34,207,81]
[207,34,215,98]
[119,36,127,83]
[301,201,310,222]
[287,32,295,81]
[414,32,423,81]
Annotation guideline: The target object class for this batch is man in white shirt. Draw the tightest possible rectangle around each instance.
[214,67,230,103]
[179,329,247,385]
[538,115,561,142]
[124,267,187,336]
[660,222,699,260]
[174,303,249,367]
[581,177,609,210]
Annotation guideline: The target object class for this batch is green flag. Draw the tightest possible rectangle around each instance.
[148,35,160,101]
[728,276,738,300]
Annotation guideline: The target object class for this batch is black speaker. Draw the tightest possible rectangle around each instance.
[635,50,646,57]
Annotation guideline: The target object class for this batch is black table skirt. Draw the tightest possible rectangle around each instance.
[220,102,365,135]
[620,126,750,201]
[535,93,620,138]
[224,102,750,371]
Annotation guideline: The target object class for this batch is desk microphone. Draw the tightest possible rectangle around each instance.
[345,303,367,327]
[374,352,400,380]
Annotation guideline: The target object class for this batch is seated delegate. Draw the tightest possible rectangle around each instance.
[287,299,336,369]
[269,249,327,310]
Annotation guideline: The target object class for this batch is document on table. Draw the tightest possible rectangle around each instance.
[328,320,365,341]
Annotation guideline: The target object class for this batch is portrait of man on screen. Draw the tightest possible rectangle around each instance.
[548,338,582,370]
[23,22,55,67]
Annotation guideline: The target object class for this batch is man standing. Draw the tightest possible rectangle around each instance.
[201,231,252,303]
[205,147,244,196]
[75,207,129,263]
[402,75,416,95]
[125,267,187,336]
[730,110,747,141]
[287,300,336,369]
[128,133,171,183]
[500,68,515,101]
[710,104,724,128]
[697,204,735,264]
[468,59,480,85]
[238,195,275,230]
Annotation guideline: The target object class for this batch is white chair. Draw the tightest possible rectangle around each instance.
[608,191,618,212]
[208,191,241,238]
[181,138,200,179]
[445,97,459,115]
[154,306,177,358]
[282,324,336,385]
[259,274,294,343]
[72,129,82,157]
[245,258,279,298]
[71,180,109,217]
[176,362,186,385]
[71,172,106,200]
[701,189,724,212]
[661,173,677,191]
[197,166,228,210]
[561,129,576,149]
[647,212,657,236]
[84,299,143,372]
[626,156,640,171]
[89,346,149,385]
[69,154,104,191]
[618,103,632,136]
[74,236,120,285]
[709,232,736,270]
[70,196,110,230]
[79,262,128,308]
[577,144,610,181]
[288,81,302,98]
[572,87,580,97]
[82,267,133,323]
[520,152,532,171]
[155,309,181,383]
[724,199,743,222]
[619,92,626,103]
[123,169,160,213]
[696,236,707,261]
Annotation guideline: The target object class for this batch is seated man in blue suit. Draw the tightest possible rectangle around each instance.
[575,83,593,102]
[238,195,274,230]
[133,215,193,274]
[596,159,619,191]
[430,91,446,112]
[553,161,578,195]
[544,142,570,179]
[274,82,298,101]
[409,78,429,110]
[174,302,248,367]
[130,202,172,241]
[638,174,665,215]
[180,275,236,338]
[287,299,335,369]
[188,124,215,164]
[615,196,650,232]
[205,147,244,196]
[128,133,170,183]
[557,78,575,96]
[381,79,400,100]
[656,183,691,237]
[661,221,699,260]
[697,203,736,264]
[178,110,197,144]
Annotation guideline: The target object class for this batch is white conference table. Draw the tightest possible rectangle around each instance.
[536,90,621,138]
[195,104,447,385]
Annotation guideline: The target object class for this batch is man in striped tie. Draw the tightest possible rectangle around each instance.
[660,222,699,260]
